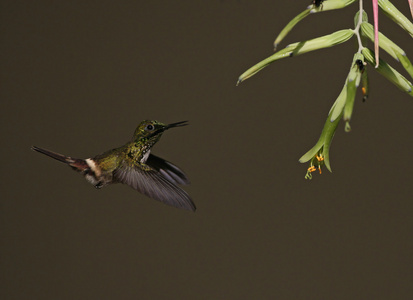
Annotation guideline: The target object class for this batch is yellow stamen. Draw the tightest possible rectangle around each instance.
[315,154,324,174]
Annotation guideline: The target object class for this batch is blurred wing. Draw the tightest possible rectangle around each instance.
[146,154,190,185]
[113,163,195,211]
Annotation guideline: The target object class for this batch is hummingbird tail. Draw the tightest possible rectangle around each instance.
[31,146,89,171]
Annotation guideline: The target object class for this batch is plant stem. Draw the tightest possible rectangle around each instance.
[354,0,365,53]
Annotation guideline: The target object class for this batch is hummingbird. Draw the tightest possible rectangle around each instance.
[32,120,196,211]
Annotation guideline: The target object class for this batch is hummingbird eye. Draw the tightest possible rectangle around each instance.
[145,124,154,131]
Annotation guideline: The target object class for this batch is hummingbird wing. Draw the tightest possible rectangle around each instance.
[146,154,190,185]
[113,163,196,211]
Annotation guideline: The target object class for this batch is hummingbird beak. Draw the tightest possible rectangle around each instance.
[148,121,188,138]
[166,121,188,129]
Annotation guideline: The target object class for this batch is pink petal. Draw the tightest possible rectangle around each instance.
[373,0,379,67]
[409,0,413,19]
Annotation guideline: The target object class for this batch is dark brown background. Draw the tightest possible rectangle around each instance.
[2,1,413,299]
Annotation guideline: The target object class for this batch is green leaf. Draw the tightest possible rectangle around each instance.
[343,77,358,124]
[378,0,413,38]
[354,10,368,27]
[286,29,354,55]
[330,53,363,122]
[298,139,324,164]
[395,51,413,80]
[310,0,358,13]
[362,48,413,96]
[274,9,311,49]
[299,110,342,172]
[348,53,364,82]
[274,0,358,49]
[360,23,413,81]
[360,22,405,60]
[329,83,348,122]
[238,29,354,84]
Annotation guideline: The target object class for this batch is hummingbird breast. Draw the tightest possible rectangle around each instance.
[126,142,152,165]
[140,149,151,164]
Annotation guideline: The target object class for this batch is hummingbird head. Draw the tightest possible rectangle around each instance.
[133,120,188,144]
